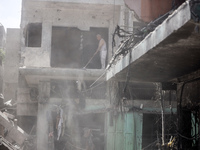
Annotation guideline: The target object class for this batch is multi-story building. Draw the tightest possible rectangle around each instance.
[4,0,136,150]
[5,0,197,150]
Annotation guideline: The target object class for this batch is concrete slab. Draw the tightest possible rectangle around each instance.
[19,67,105,85]
[22,1,121,23]
[107,1,199,82]
[24,0,124,5]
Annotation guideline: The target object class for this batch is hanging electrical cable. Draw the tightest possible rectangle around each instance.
[87,1,187,99]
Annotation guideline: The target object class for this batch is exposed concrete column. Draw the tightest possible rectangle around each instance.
[108,3,122,61]
[0,65,3,93]
[41,22,52,67]
[115,5,133,49]
[106,80,119,132]
[3,29,20,101]
[104,81,114,150]
[108,20,115,61]
[176,82,183,149]
[119,5,126,30]
[37,81,50,150]
[108,80,120,106]
[109,5,122,57]
[120,5,133,31]
[127,9,134,32]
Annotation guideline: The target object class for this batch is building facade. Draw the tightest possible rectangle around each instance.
[4,0,194,150]
[4,0,136,150]
[107,1,200,149]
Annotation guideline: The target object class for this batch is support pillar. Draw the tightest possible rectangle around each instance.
[41,22,52,67]
[37,81,50,150]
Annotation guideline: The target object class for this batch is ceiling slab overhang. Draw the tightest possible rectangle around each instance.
[23,0,121,14]
[19,67,105,85]
[107,1,200,82]
[22,0,121,29]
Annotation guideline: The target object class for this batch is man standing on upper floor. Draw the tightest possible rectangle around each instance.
[96,34,107,69]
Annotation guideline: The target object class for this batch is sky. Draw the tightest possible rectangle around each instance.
[0,0,22,30]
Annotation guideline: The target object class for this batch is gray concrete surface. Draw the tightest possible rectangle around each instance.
[20,0,126,67]
[107,2,198,82]
[3,29,20,101]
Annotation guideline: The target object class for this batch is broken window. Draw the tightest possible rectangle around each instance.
[25,23,42,47]
[51,26,108,69]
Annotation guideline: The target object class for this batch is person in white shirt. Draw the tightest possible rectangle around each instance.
[96,34,107,69]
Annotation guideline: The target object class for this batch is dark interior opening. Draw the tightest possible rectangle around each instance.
[178,108,200,149]
[121,82,157,100]
[178,80,200,149]
[17,116,37,135]
[78,113,105,150]
[51,27,108,69]
[142,114,176,149]
[25,23,42,47]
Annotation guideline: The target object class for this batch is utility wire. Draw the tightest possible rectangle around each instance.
[82,81,105,93]
[89,71,106,87]
[142,140,157,150]
[87,2,176,96]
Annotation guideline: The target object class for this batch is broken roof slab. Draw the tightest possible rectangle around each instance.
[22,0,121,30]
[107,1,200,82]
[19,67,105,85]
[23,0,121,12]
[25,0,124,5]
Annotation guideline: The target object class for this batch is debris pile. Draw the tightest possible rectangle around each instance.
[0,94,30,150]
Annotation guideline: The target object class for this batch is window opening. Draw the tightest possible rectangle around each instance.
[25,23,42,47]
[51,27,108,69]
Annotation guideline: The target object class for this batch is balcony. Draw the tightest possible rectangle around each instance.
[19,67,105,85]
[107,2,200,82]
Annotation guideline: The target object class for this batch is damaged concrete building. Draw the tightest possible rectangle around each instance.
[3,0,200,150]
[107,0,200,149]
[4,0,137,150]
